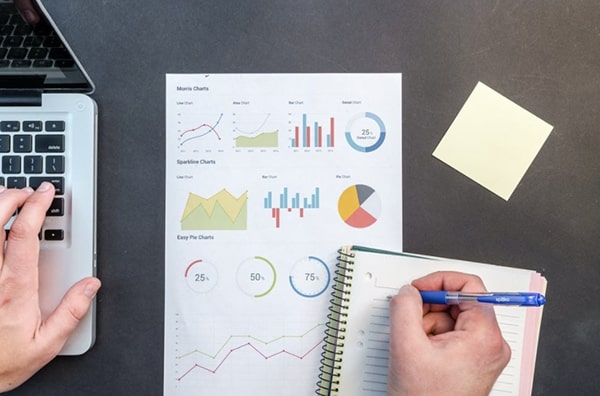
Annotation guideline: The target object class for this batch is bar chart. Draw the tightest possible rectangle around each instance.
[290,114,335,148]
[263,186,320,228]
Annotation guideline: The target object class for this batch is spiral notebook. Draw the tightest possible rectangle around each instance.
[316,245,547,396]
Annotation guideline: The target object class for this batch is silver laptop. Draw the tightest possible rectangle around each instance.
[0,0,97,354]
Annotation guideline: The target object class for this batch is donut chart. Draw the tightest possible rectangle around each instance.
[289,256,331,298]
[185,259,218,293]
[344,112,386,152]
[236,256,277,298]
[337,184,381,228]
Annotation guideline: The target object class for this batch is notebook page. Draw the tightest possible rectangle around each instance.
[336,249,541,395]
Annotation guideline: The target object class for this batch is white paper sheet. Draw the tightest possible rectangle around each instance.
[164,73,403,395]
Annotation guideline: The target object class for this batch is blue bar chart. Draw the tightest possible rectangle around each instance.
[263,187,320,228]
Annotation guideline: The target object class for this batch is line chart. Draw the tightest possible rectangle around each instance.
[178,113,224,147]
[176,338,324,379]
[176,322,325,360]
[233,113,271,135]
[175,322,325,379]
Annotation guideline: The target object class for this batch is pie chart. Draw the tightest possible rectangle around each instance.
[337,184,381,228]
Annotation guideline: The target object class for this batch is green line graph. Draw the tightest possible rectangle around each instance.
[176,322,325,360]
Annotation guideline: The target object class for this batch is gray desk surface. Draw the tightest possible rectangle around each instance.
[8,1,600,395]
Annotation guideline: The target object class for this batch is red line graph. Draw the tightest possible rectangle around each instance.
[177,338,323,380]
[180,123,221,140]
[178,113,223,145]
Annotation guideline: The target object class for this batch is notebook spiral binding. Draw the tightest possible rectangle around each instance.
[315,248,355,395]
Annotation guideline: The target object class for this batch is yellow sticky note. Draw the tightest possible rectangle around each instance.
[432,82,553,200]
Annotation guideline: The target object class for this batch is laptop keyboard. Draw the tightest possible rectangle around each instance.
[0,118,65,241]
[0,3,74,69]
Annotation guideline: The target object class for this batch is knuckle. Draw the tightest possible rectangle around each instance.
[7,219,36,243]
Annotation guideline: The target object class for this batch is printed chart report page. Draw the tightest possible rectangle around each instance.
[164,73,402,395]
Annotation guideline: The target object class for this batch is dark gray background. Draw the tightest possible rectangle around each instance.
[7,1,600,395]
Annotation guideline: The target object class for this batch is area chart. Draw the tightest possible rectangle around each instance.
[181,189,248,230]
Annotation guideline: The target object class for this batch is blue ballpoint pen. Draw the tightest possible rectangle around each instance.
[419,291,546,306]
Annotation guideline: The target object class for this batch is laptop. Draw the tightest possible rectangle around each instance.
[0,0,97,354]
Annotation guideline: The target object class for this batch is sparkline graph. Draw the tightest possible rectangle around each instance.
[176,323,325,379]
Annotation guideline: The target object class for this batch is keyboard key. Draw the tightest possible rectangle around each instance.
[55,60,75,68]
[13,25,32,36]
[29,177,64,195]
[7,48,27,59]
[2,155,20,173]
[23,156,43,174]
[11,59,32,68]
[32,24,51,36]
[44,229,64,241]
[0,135,10,152]
[28,47,49,60]
[13,135,32,152]
[45,155,65,174]
[32,60,53,68]
[23,36,44,47]
[3,35,23,47]
[43,36,62,48]
[0,121,19,132]
[46,198,64,216]
[49,48,70,60]
[0,25,13,36]
[35,134,64,152]
[45,121,65,132]
[7,177,26,189]
[23,121,43,132]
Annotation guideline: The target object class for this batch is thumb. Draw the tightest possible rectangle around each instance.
[389,284,427,348]
[39,277,101,352]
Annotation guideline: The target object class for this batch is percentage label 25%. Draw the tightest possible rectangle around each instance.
[185,259,218,293]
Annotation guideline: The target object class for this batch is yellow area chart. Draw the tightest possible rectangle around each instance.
[181,189,248,230]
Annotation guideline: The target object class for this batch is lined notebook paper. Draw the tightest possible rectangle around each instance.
[316,245,546,395]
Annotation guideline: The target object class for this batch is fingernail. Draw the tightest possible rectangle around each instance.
[20,9,37,25]
[23,186,34,194]
[398,284,413,295]
[84,280,101,298]
[0,185,6,193]
[37,182,52,192]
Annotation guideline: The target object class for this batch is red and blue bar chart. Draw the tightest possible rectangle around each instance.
[291,114,335,148]
[264,186,320,228]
